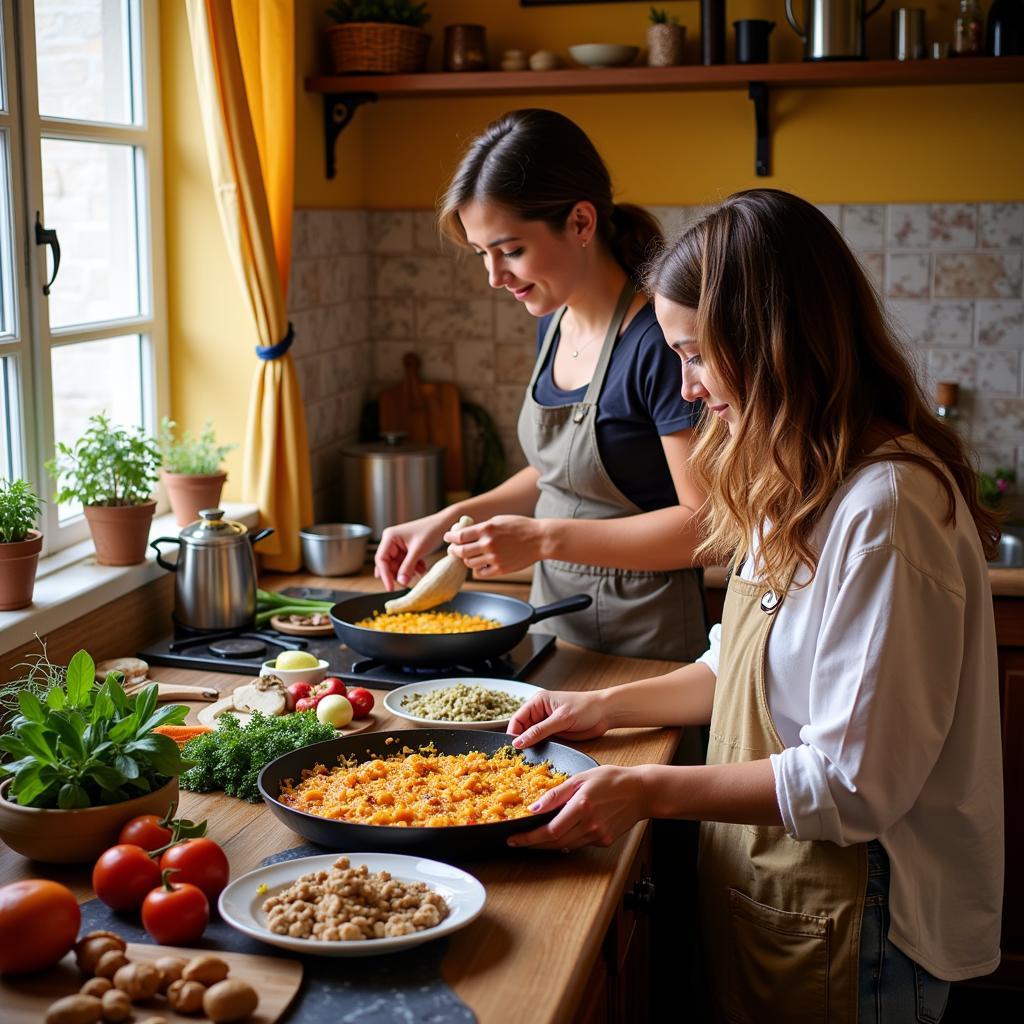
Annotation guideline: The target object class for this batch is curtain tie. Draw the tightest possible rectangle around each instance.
[256,321,294,360]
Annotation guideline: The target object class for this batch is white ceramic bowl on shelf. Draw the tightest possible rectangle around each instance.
[569,43,639,68]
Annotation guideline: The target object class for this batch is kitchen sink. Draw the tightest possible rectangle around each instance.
[989,529,1024,568]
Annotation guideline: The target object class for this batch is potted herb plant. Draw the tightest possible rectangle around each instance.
[326,0,431,74]
[0,478,42,611]
[0,648,189,863]
[159,418,236,527]
[45,412,161,566]
[647,6,686,66]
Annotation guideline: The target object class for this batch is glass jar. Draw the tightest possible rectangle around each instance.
[952,0,984,55]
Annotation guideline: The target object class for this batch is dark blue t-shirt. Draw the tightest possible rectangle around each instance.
[533,302,699,512]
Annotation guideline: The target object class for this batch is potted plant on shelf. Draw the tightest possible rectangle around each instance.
[45,412,161,566]
[647,6,686,66]
[0,478,43,611]
[0,647,190,863]
[325,0,431,74]
[159,418,236,527]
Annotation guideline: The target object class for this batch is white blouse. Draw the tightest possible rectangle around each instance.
[697,444,1004,981]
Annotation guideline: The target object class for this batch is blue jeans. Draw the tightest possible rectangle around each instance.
[859,840,950,1023]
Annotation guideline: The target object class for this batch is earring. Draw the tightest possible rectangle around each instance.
[581,240,588,249]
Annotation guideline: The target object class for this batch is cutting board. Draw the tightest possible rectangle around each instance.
[379,352,464,493]
[0,941,302,1024]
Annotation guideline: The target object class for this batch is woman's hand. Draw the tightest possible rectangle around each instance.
[507,765,649,851]
[374,511,451,590]
[507,690,613,749]
[443,515,546,578]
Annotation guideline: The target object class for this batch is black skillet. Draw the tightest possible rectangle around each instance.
[258,729,598,858]
[329,590,591,666]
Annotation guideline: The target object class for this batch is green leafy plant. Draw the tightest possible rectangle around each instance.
[979,467,1016,508]
[326,0,430,28]
[649,6,679,25]
[0,478,41,543]
[158,417,236,476]
[0,640,62,718]
[0,649,190,809]
[45,413,160,507]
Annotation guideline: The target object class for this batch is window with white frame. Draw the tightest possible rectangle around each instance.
[0,0,167,553]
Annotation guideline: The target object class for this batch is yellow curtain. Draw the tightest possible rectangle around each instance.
[186,0,311,572]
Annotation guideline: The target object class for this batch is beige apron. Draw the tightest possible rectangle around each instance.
[516,284,706,662]
[699,569,867,1023]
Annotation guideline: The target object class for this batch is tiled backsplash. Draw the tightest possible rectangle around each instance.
[290,203,1024,519]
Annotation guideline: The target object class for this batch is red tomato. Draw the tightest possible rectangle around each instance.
[0,879,81,974]
[295,696,317,713]
[142,871,209,945]
[159,838,230,904]
[92,844,162,911]
[346,687,375,719]
[118,813,173,852]
[312,677,347,705]
[288,682,312,702]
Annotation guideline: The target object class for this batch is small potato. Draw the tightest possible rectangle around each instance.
[182,953,230,985]
[155,954,187,991]
[203,978,259,1023]
[113,960,161,1001]
[167,978,206,1014]
[100,988,132,1023]
[75,930,127,953]
[75,937,124,975]
[45,994,103,1024]
[93,950,130,979]
[80,977,112,998]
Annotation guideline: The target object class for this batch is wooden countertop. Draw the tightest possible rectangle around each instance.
[0,571,684,1024]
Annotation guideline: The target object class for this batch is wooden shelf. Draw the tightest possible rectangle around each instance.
[305,57,1024,178]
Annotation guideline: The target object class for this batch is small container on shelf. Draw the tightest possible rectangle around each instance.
[443,24,487,72]
[951,0,984,55]
[936,381,962,424]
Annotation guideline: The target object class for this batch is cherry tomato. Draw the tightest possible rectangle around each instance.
[0,879,81,974]
[92,844,162,911]
[159,838,230,904]
[142,870,209,945]
[287,682,312,703]
[346,687,375,719]
[312,677,347,706]
[118,813,173,852]
[295,696,317,713]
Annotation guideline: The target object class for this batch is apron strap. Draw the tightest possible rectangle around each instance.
[583,280,635,406]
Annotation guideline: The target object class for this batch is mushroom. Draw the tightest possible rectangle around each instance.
[167,978,206,1014]
[44,995,103,1024]
[112,961,161,1000]
[203,978,259,1022]
[100,989,132,1023]
[181,953,230,985]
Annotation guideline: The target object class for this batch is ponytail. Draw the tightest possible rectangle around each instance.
[608,203,664,283]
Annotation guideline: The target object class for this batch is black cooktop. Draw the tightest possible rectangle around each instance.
[138,587,557,690]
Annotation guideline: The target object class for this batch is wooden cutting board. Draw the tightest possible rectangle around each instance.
[1,941,302,1024]
[379,352,464,493]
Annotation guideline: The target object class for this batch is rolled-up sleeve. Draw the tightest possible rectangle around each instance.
[697,622,722,677]
[771,547,964,845]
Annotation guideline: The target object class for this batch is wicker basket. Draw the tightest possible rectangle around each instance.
[327,22,428,74]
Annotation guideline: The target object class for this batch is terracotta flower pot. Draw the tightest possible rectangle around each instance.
[0,776,179,864]
[0,529,43,611]
[84,500,157,566]
[161,470,227,527]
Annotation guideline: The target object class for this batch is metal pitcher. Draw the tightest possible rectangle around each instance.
[151,509,274,632]
[785,0,887,59]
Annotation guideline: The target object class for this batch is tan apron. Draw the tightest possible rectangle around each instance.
[699,570,867,1023]
[516,284,707,662]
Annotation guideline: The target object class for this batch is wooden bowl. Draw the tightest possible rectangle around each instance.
[0,776,179,864]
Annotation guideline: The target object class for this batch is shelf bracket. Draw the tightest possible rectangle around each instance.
[322,92,377,179]
[748,82,770,177]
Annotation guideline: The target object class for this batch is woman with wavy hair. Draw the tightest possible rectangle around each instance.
[506,189,1003,1021]
[375,108,707,660]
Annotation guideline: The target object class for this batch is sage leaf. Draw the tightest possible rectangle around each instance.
[65,650,95,708]
[58,782,90,809]
[17,690,46,724]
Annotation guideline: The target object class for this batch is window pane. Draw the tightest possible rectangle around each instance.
[42,138,142,329]
[0,130,12,338]
[35,0,137,125]
[0,356,19,480]
[51,335,144,520]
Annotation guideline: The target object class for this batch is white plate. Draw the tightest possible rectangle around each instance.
[218,852,486,957]
[383,677,541,730]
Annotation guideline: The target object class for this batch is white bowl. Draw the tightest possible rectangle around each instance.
[383,678,542,731]
[260,658,329,687]
[569,43,639,68]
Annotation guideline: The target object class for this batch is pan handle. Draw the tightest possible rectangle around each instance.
[528,594,593,624]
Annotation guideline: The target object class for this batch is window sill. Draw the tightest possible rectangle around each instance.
[0,504,260,655]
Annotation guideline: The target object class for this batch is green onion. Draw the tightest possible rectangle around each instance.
[255,589,334,626]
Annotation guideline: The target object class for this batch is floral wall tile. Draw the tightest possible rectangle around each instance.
[934,254,1023,299]
[889,301,973,347]
[413,211,443,254]
[370,297,414,339]
[976,301,1024,348]
[815,204,841,228]
[333,299,369,346]
[858,252,885,291]
[887,253,931,299]
[979,203,1024,249]
[974,446,1016,474]
[327,209,368,255]
[495,297,535,343]
[452,253,494,298]
[970,398,1024,447]
[289,257,321,310]
[416,299,494,341]
[367,211,413,253]
[454,341,496,384]
[374,340,411,382]
[887,205,929,248]
[842,205,885,250]
[418,343,455,382]
[928,204,977,248]
[372,255,452,299]
[928,349,1021,396]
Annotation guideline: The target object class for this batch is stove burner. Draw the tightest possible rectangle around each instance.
[209,638,268,658]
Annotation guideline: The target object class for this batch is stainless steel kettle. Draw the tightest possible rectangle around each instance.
[785,0,886,59]
[151,509,273,632]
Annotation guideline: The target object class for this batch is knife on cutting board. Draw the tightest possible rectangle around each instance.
[126,681,220,702]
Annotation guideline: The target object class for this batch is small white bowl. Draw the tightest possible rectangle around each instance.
[569,43,639,68]
[260,658,329,687]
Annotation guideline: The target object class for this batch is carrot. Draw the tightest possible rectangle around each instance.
[153,724,213,747]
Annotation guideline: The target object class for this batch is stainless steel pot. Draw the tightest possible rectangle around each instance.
[340,433,443,541]
[151,509,274,631]
[785,0,886,60]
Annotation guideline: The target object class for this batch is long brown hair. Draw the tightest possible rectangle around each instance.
[647,188,999,593]
[438,108,661,281]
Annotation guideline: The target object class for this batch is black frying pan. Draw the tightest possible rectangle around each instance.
[329,591,591,666]
[258,729,598,857]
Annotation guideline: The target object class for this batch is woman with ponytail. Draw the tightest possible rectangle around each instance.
[375,108,707,660]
